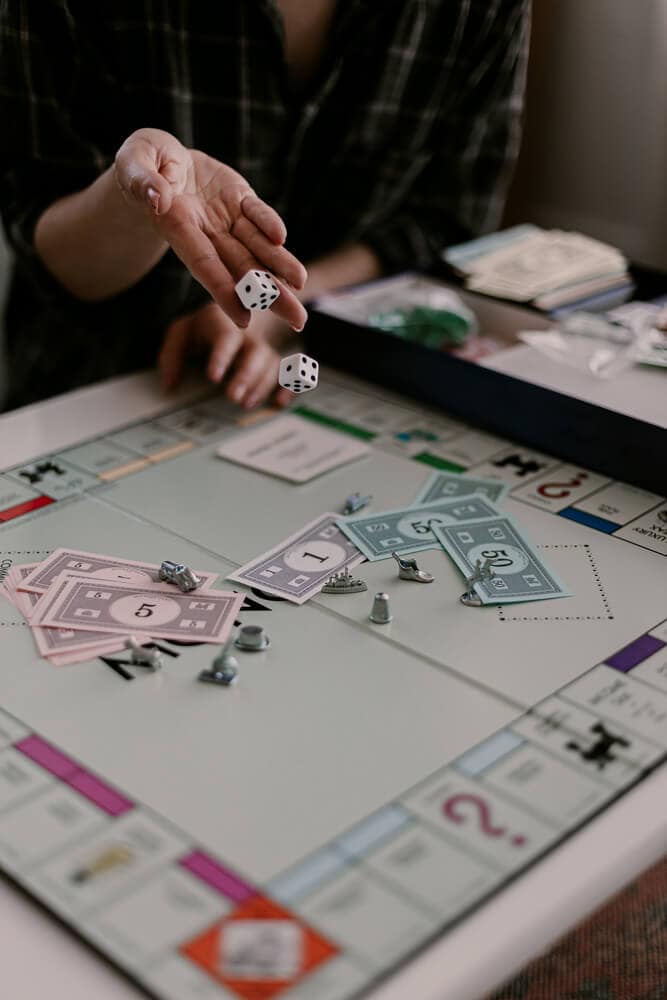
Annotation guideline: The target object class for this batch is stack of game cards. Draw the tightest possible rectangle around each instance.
[444,224,633,315]
[0,549,243,666]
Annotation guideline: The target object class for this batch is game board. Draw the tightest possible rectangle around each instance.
[0,367,665,1000]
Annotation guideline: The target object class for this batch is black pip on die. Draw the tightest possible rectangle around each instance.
[234,270,280,310]
[279,354,319,394]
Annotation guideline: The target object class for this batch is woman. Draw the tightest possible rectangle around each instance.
[0,0,529,410]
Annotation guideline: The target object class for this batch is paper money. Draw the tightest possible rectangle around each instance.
[414,471,509,505]
[0,581,17,609]
[2,564,127,663]
[18,548,219,594]
[32,575,243,643]
[434,516,571,604]
[0,563,39,607]
[228,512,364,605]
[338,495,499,561]
[48,640,129,667]
[15,588,127,660]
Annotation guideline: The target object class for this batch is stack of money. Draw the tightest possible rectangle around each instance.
[337,472,570,607]
[228,479,570,610]
[0,549,242,666]
[444,224,633,315]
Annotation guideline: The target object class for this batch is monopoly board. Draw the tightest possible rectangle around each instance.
[0,367,665,1000]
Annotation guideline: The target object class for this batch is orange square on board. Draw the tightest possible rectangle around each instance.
[181,894,338,1000]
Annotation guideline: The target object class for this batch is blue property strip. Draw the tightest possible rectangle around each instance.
[455,730,524,777]
[336,805,411,859]
[558,507,620,534]
[268,848,347,905]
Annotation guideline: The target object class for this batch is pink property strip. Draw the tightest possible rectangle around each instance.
[180,850,256,903]
[15,734,78,779]
[15,734,133,816]
[64,770,134,817]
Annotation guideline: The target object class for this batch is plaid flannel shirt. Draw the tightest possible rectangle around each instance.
[0,0,529,408]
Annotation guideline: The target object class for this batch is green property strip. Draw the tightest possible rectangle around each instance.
[414,451,466,473]
[293,407,376,441]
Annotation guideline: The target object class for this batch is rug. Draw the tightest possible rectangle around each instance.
[489,855,667,1000]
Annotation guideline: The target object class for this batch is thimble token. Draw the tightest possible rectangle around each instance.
[369,592,393,625]
[234,624,270,651]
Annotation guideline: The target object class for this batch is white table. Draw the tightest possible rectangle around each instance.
[0,372,665,1000]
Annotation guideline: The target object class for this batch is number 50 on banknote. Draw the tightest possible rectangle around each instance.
[434,516,571,604]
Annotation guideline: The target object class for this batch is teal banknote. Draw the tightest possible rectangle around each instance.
[414,471,509,505]
[434,516,570,604]
[338,495,498,561]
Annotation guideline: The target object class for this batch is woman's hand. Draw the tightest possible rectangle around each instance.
[114,128,308,330]
[159,302,293,409]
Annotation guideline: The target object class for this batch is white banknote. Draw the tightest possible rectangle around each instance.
[19,548,219,594]
[32,575,243,643]
[48,640,129,667]
[0,563,39,607]
[15,588,126,660]
[228,512,364,605]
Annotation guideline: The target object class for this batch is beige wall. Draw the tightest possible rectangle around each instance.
[506,0,667,269]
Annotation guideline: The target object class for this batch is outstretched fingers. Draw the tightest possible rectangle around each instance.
[201,308,245,384]
[241,194,287,246]
[161,217,251,328]
[231,214,307,289]
[209,229,308,331]
[226,337,280,409]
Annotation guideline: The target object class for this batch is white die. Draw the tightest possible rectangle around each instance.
[234,270,280,310]
[278,353,319,394]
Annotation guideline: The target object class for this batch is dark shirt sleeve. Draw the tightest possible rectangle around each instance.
[0,1,110,300]
[0,0,207,315]
[0,1,210,407]
[358,0,531,274]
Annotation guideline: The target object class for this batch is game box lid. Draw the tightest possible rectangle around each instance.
[306,278,665,495]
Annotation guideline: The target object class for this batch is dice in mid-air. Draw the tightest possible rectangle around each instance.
[234,270,280,310]
[278,353,319,394]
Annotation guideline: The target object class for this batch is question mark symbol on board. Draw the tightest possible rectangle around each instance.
[443,793,526,846]
[537,472,588,499]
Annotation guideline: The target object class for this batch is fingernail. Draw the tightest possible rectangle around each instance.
[212,364,224,382]
[146,186,160,213]
[231,383,246,402]
[245,395,258,410]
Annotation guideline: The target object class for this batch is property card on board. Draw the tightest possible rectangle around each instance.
[434,516,571,604]
[228,512,364,604]
[216,414,370,483]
